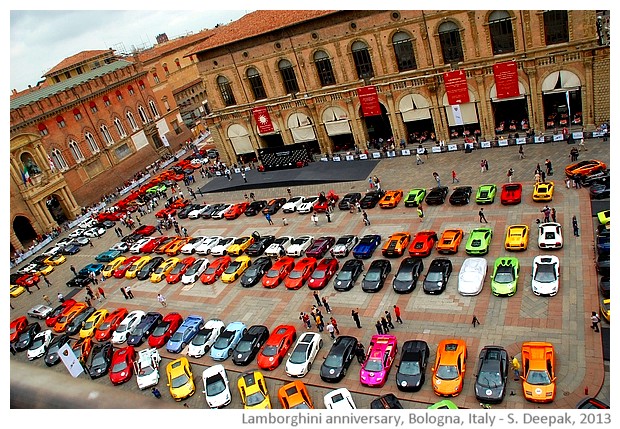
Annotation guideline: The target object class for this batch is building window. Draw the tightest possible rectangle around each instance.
[278,59,299,94]
[544,10,569,45]
[175,59,181,69]
[115,90,123,101]
[76,66,83,75]
[103,95,111,106]
[489,11,515,54]
[85,132,99,153]
[50,148,68,171]
[89,101,98,113]
[313,51,336,86]
[351,41,374,80]
[126,112,139,131]
[114,117,127,138]
[64,71,72,79]
[138,106,149,124]
[148,100,160,119]
[138,80,145,90]
[172,120,182,135]
[217,76,237,106]
[38,124,48,136]
[438,21,464,63]
[100,125,114,146]
[69,140,85,163]
[56,115,66,128]
[128,85,134,95]
[392,31,417,72]
[153,72,160,84]
[163,63,170,76]
[247,67,267,100]
[162,97,170,112]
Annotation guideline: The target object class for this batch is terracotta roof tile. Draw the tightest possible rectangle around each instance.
[137,30,215,63]
[188,10,337,56]
[45,50,113,76]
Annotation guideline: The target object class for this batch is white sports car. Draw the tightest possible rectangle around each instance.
[457,257,488,296]
[281,196,305,213]
[27,329,53,360]
[211,204,232,219]
[181,258,210,285]
[187,319,225,358]
[180,236,210,254]
[195,236,223,255]
[111,310,146,344]
[330,235,359,258]
[285,332,323,377]
[188,205,211,219]
[130,238,151,254]
[324,387,357,409]
[27,304,54,320]
[78,218,97,229]
[297,196,319,214]
[286,236,314,257]
[110,242,130,252]
[265,236,293,258]
[210,237,237,256]
[69,228,86,238]
[538,222,563,249]
[531,255,560,296]
[202,364,232,408]
[84,227,106,238]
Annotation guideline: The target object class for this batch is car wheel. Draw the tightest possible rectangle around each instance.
[319,339,323,348]
[342,367,347,377]
[181,342,186,350]
[307,362,312,372]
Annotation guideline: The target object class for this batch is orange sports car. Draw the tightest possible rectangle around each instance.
[432,339,467,397]
[53,302,88,333]
[262,256,295,288]
[166,256,196,284]
[378,190,404,208]
[278,380,314,409]
[165,237,192,256]
[284,257,317,290]
[382,232,411,257]
[257,325,297,370]
[10,316,28,343]
[436,229,464,254]
[224,202,250,220]
[72,336,94,365]
[95,308,129,341]
[564,159,607,178]
[154,237,178,254]
[200,255,232,284]
[521,341,556,403]
[408,230,438,258]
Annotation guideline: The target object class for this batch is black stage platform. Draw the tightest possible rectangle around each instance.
[198,159,380,194]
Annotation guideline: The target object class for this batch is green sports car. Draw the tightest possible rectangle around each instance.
[404,188,427,207]
[465,227,493,255]
[490,257,520,296]
[146,184,167,193]
[476,184,497,204]
[428,399,458,409]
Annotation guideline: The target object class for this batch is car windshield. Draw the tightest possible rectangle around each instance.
[224,263,241,274]
[395,270,413,281]
[310,270,326,279]
[152,323,169,337]
[47,340,63,354]
[245,267,259,277]
[265,269,280,278]
[170,331,184,342]
[526,369,551,385]
[477,370,503,388]
[171,373,189,388]
[261,345,278,357]
[30,336,46,349]
[139,365,156,376]
[169,263,185,275]
[235,339,253,353]
[288,270,303,279]
[192,330,212,346]
[132,327,145,337]
[364,358,384,372]
[324,353,343,367]
[436,364,459,380]
[534,264,557,283]
[289,344,309,364]
[365,270,381,281]
[213,333,233,349]
[426,271,443,282]
[494,268,514,284]
[291,402,311,409]
[91,352,107,367]
[336,271,352,281]
[399,360,421,376]
[83,321,95,330]
[185,264,201,275]
[246,391,266,407]
[112,360,128,372]
[205,374,226,396]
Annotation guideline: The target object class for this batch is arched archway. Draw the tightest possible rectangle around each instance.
[45,194,69,224]
[359,102,393,148]
[13,215,37,246]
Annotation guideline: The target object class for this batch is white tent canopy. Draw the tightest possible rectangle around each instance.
[399,93,432,121]
[322,106,352,136]
[442,89,478,126]
[227,123,254,154]
[541,70,581,93]
[288,112,317,143]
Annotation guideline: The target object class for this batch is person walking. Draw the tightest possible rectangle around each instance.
[545,159,553,175]
[70,265,77,276]
[541,205,551,223]
[57,292,64,303]
[125,285,134,299]
[321,296,331,313]
[572,216,580,237]
[393,305,403,323]
[362,211,370,226]
[417,204,424,222]
[478,208,488,223]
[507,168,514,183]
[381,316,390,333]
[591,311,601,332]
[157,293,167,307]
[355,342,366,364]
[241,171,247,183]
[265,213,273,225]
[151,388,162,399]
[416,153,424,165]
[472,315,480,327]
[287,187,292,198]
[451,170,459,183]
[313,290,323,307]
[300,312,311,329]
[325,211,331,223]
[480,160,486,173]
[351,308,362,328]
[326,322,335,339]
[120,286,128,300]
[43,276,52,287]
[384,310,395,329]
[433,172,441,188]
[375,320,384,335]
[484,159,489,171]
[85,297,92,307]
[329,316,340,335]
[315,314,324,332]
[511,356,521,381]
[42,294,52,305]
[181,226,188,237]
[551,208,557,223]
[311,212,319,226]
[518,145,525,159]
[98,286,106,299]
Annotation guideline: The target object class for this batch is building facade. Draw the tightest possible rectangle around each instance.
[188,10,609,165]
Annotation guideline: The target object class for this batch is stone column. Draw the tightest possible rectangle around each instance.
[10,230,23,253]
[345,97,367,151]
[582,56,595,130]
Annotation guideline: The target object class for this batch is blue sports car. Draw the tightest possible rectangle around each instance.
[95,250,122,262]
[166,315,204,353]
[210,321,247,361]
[78,263,105,276]
[352,235,381,259]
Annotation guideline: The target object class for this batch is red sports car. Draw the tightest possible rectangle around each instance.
[45,299,77,328]
[307,257,339,290]
[109,346,136,385]
[166,256,196,284]
[305,236,336,259]
[257,325,297,371]
[148,312,184,348]
[262,256,295,288]
[200,255,232,284]
[285,257,317,290]
[224,202,250,220]
[170,198,191,209]
[113,256,141,278]
[10,316,28,343]
[155,207,177,218]
[16,273,40,288]
[97,211,125,222]
[313,190,339,212]
[501,183,523,205]
[408,230,438,258]
[134,225,156,236]
[154,237,179,254]
[95,308,129,342]
[140,236,168,253]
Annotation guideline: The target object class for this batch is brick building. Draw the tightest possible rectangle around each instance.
[187,10,609,166]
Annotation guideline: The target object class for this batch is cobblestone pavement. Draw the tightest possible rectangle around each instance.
[10,138,610,409]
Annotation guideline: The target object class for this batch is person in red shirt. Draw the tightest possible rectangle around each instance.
[393,304,403,324]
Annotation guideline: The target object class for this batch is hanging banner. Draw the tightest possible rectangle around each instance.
[443,70,470,105]
[451,105,464,125]
[493,61,520,99]
[358,86,382,117]
[252,106,274,134]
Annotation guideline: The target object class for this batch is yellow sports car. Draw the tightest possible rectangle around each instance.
[79,308,109,339]
[238,370,271,409]
[35,263,55,276]
[227,236,255,256]
[504,225,529,251]
[221,255,252,283]
[167,357,195,401]
[125,255,151,279]
[151,257,180,283]
[10,284,26,298]
[102,256,126,278]
[532,182,554,202]
[600,299,610,322]
[44,253,66,266]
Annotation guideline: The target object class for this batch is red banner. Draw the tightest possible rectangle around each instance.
[443,70,470,105]
[493,61,520,99]
[252,106,274,134]
[358,86,382,117]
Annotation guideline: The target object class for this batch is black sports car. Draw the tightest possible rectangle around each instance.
[201,203,227,219]
[44,333,71,366]
[370,393,403,409]
[245,236,276,257]
[392,257,424,294]
[359,189,385,209]
[425,186,449,205]
[232,325,270,366]
[240,257,272,287]
[333,259,364,291]
[136,256,165,280]
[178,204,202,219]
[338,193,362,210]
[599,276,610,299]
[589,183,610,199]
[244,200,268,216]
[87,341,114,379]
[396,340,430,392]
[127,312,163,346]
[361,259,391,293]
[474,345,509,403]
[319,335,358,382]
[15,322,41,352]
[449,186,473,205]
[101,220,116,229]
[66,307,97,336]
[262,198,287,215]
[61,244,81,255]
[66,274,94,288]
[422,258,452,294]
[596,253,610,275]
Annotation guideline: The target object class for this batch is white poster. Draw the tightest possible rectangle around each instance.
[451,105,464,125]
[58,343,84,378]
[160,134,170,147]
